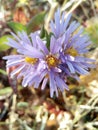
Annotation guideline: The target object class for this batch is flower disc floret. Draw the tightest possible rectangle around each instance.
[25,57,38,64]
[65,47,78,57]
[46,55,59,68]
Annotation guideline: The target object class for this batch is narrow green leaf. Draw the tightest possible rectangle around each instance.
[40,25,46,38]
[17,102,28,108]
[0,69,7,75]
[0,87,12,95]
[45,31,50,48]
[7,22,27,33]
[45,32,53,49]
[27,11,46,34]
[0,35,12,51]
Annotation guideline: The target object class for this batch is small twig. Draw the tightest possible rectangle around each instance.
[89,0,97,17]
[73,94,98,124]
[0,122,10,125]
[62,0,80,11]
[0,100,9,120]
[80,105,98,110]
[72,13,83,24]
[62,0,85,17]
[80,4,90,19]
[36,106,45,122]
[17,119,32,130]
[45,0,58,31]
[85,122,98,129]
[9,94,18,130]
[40,110,48,130]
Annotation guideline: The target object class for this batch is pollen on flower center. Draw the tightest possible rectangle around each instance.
[46,55,58,67]
[65,47,78,56]
[25,57,38,64]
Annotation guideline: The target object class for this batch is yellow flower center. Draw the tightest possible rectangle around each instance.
[65,47,78,57]
[25,57,38,64]
[46,55,58,67]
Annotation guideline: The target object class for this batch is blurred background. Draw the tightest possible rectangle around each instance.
[0,0,98,130]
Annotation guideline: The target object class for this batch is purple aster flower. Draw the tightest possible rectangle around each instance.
[22,34,68,97]
[50,9,72,38]
[3,9,95,98]
[50,9,95,78]
[3,31,45,84]
[3,31,68,97]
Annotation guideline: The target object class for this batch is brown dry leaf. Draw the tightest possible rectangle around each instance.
[13,7,29,25]
[80,69,98,86]
[80,47,98,86]
[79,47,98,97]
[47,114,57,126]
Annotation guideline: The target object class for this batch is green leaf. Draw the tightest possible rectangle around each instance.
[45,31,53,49]
[17,102,29,108]
[0,69,7,75]
[40,25,46,38]
[0,35,12,51]
[7,22,27,33]
[0,87,12,95]
[27,11,46,34]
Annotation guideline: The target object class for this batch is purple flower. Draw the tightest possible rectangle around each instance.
[35,35,69,97]
[3,31,45,85]
[3,9,95,98]
[26,34,69,97]
[50,9,72,38]
[50,9,95,78]
[3,31,68,97]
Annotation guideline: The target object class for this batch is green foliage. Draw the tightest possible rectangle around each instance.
[40,26,53,49]
[17,102,29,108]
[0,69,7,75]
[0,87,12,95]
[7,11,46,35]
[45,31,53,49]
[40,25,46,39]
[26,11,46,34]
[84,17,98,46]
[0,35,13,51]
[0,11,46,52]
[7,22,27,34]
